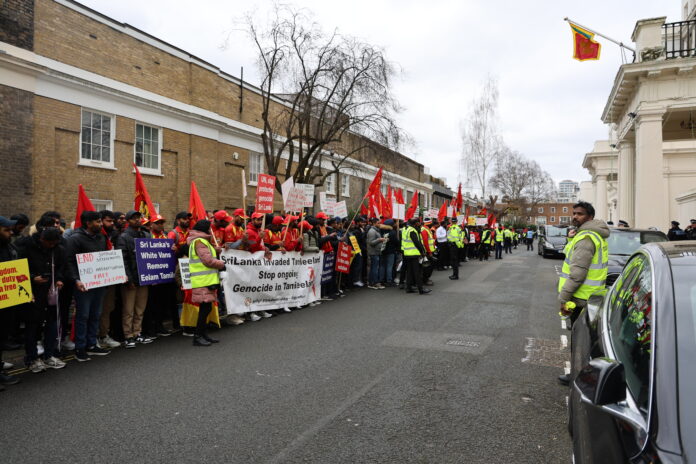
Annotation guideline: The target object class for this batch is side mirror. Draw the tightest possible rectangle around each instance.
[574,358,626,406]
[586,289,607,324]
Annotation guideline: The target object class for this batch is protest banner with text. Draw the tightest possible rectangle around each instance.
[335,242,352,274]
[135,238,176,285]
[0,259,33,309]
[255,174,276,213]
[76,250,127,290]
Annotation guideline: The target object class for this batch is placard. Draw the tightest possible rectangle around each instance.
[392,201,406,220]
[0,259,33,309]
[426,208,439,219]
[255,174,276,213]
[281,177,294,207]
[284,186,307,212]
[76,250,127,290]
[333,200,348,218]
[135,238,176,285]
[319,192,336,215]
[335,242,352,274]
[295,183,315,208]
[468,216,476,226]
[178,258,192,290]
[349,235,362,255]
[456,215,466,225]
[475,216,488,226]
[220,250,323,312]
[321,251,335,283]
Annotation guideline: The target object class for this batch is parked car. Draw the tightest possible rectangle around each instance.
[605,228,668,287]
[537,225,568,258]
[568,241,696,463]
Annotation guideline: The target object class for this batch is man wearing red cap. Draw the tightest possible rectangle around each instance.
[211,210,232,247]
[224,209,248,249]
[245,212,273,320]
[148,214,167,239]
[283,216,302,252]
[263,215,286,250]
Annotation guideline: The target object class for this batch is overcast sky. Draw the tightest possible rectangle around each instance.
[79,0,680,192]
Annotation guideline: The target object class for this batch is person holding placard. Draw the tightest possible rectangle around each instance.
[0,216,22,388]
[65,211,111,362]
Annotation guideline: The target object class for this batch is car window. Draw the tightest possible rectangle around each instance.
[607,254,652,412]
[640,232,667,244]
[606,232,642,256]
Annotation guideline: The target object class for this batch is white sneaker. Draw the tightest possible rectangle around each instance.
[29,359,47,373]
[100,336,121,349]
[354,281,364,287]
[283,307,292,313]
[62,337,75,351]
[226,315,245,325]
[248,313,261,322]
[44,356,66,369]
[37,342,44,356]
[259,311,273,318]
[2,361,14,370]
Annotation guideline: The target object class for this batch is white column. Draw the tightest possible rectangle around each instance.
[634,109,667,230]
[617,140,635,226]
[595,174,608,221]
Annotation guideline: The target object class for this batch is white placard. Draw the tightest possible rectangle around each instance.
[427,208,439,219]
[295,183,315,208]
[281,177,294,207]
[76,250,127,290]
[333,200,348,218]
[221,250,324,312]
[319,192,336,215]
[457,215,466,225]
[284,186,307,212]
[178,258,192,290]
[475,216,488,226]
[392,202,406,220]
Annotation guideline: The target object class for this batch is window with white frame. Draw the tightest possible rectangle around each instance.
[536,216,547,225]
[80,110,113,167]
[91,199,113,212]
[325,173,336,194]
[538,207,544,213]
[249,152,263,184]
[560,216,571,224]
[562,207,568,213]
[340,174,350,197]
[135,123,161,174]
[550,207,556,213]
[550,216,556,223]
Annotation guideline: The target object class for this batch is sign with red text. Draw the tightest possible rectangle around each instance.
[284,186,307,212]
[255,174,276,213]
[0,259,33,309]
[335,242,352,274]
[76,250,127,290]
[333,200,348,218]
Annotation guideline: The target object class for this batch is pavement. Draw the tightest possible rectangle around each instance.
[0,247,571,463]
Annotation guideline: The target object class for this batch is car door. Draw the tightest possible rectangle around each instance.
[605,254,653,459]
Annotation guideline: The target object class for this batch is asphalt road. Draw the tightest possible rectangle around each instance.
[1,247,571,463]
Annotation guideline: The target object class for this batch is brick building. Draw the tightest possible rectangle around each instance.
[497,201,576,226]
[0,0,440,220]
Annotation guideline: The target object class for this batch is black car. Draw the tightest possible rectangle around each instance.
[537,225,568,258]
[568,241,696,463]
[605,228,668,287]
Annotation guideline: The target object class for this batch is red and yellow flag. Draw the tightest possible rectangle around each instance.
[569,23,601,61]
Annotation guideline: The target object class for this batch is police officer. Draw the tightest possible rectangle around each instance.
[557,201,610,385]
[447,220,463,280]
[401,218,431,295]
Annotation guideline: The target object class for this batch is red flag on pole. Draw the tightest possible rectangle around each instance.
[479,207,487,215]
[379,190,392,218]
[360,202,368,217]
[405,190,419,220]
[74,184,96,229]
[487,213,496,227]
[367,167,383,198]
[437,201,448,222]
[394,188,405,204]
[368,194,379,218]
[189,181,207,222]
[133,164,158,221]
[455,184,463,212]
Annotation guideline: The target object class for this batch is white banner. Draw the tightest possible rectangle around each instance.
[76,250,127,290]
[392,202,406,220]
[475,217,488,226]
[281,177,294,207]
[426,208,439,219]
[220,250,324,312]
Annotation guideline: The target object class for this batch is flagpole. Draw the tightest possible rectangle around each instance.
[564,17,635,52]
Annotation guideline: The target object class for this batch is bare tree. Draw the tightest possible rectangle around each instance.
[460,76,503,199]
[524,160,557,210]
[244,5,407,192]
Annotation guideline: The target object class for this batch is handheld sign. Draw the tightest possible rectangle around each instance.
[0,259,33,309]
[335,242,352,274]
[255,174,276,213]
[76,250,127,290]
[135,238,176,285]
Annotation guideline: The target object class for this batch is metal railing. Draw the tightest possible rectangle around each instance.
[664,19,696,59]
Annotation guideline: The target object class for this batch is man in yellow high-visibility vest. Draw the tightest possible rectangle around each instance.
[557,201,610,385]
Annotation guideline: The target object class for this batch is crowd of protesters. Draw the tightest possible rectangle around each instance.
[0,206,526,390]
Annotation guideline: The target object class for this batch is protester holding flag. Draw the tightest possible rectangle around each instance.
[186,220,226,347]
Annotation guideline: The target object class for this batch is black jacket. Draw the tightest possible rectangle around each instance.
[15,234,67,309]
[65,227,108,282]
[0,241,18,263]
[116,227,150,284]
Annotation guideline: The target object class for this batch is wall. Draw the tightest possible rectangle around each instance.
[0,84,34,215]
[0,0,34,51]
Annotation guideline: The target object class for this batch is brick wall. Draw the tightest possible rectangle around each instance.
[0,85,33,215]
[0,0,34,51]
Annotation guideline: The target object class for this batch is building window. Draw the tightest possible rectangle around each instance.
[249,152,263,184]
[562,207,568,213]
[559,216,570,225]
[325,173,336,194]
[538,207,544,213]
[526,207,532,212]
[80,110,113,168]
[135,123,161,174]
[91,199,113,212]
[340,174,350,197]
[550,207,556,213]
[536,216,547,225]
[550,216,556,223]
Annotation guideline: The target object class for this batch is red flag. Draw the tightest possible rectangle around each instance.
[465,206,470,225]
[360,202,368,216]
[133,164,158,221]
[395,188,405,204]
[437,201,448,222]
[487,213,496,227]
[189,181,207,221]
[74,184,96,228]
[379,190,392,218]
[367,167,383,198]
[479,207,487,216]
[368,194,379,218]
[455,184,463,212]
[405,190,419,220]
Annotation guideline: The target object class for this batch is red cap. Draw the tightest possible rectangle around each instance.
[284,215,299,224]
[316,212,329,220]
[214,210,233,222]
[271,215,284,225]
[251,212,264,219]
[232,208,248,219]
[300,221,313,230]
[150,214,166,223]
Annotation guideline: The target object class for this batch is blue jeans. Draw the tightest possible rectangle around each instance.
[369,255,381,285]
[380,253,396,283]
[73,286,106,350]
[350,253,363,284]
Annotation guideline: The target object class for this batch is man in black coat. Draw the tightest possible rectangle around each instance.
[0,216,21,388]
